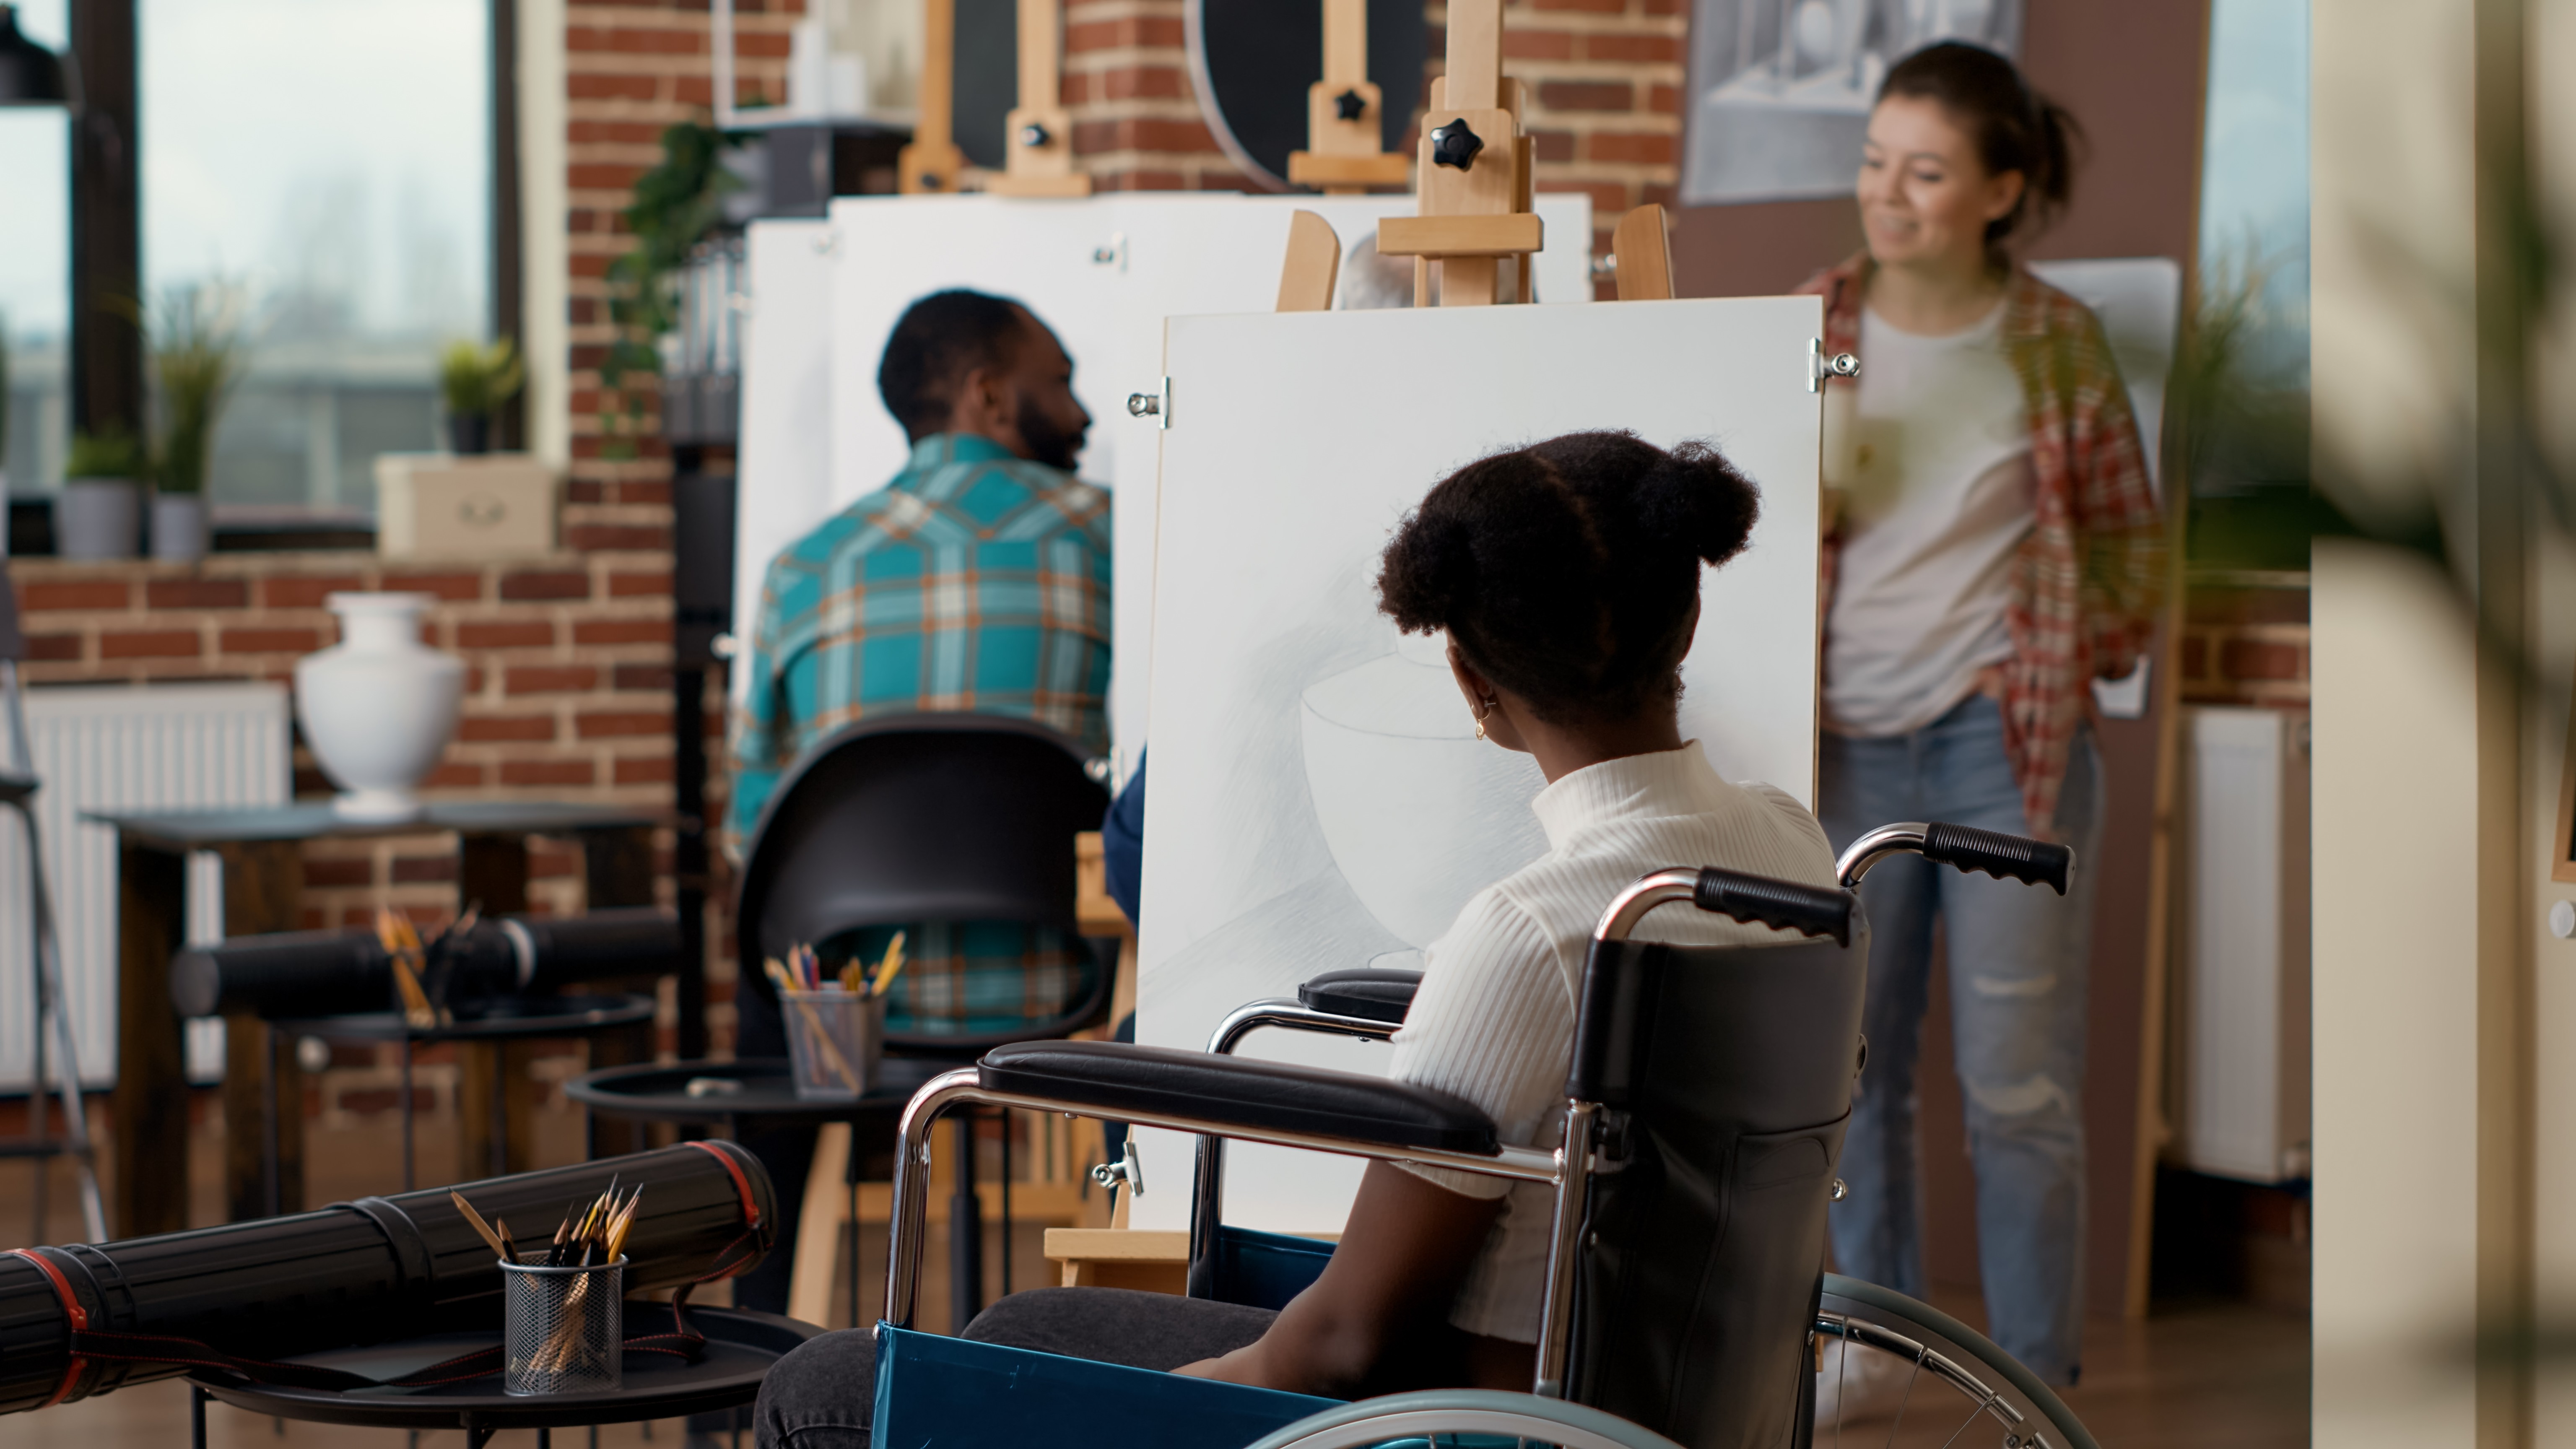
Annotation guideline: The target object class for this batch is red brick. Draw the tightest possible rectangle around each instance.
[566,523,671,553]
[1545,179,1633,216]
[613,663,673,691]
[568,72,658,102]
[1531,128,1577,163]
[573,618,672,646]
[1649,84,1683,116]
[614,480,673,507]
[101,629,200,660]
[21,580,130,611]
[1066,16,1184,51]
[383,571,484,602]
[260,574,366,608]
[1505,28,1576,60]
[566,479,608,505]
[501,758,597,787]
[506,665,601,694]
[219,627,321,654]
[145,578,249,610]
[568,119,666,145]
[2220,638,2305,681]
[1538,80,1633,112]
[566,24,703,55]
[734,31,792,60]
[1533,0,1627,10]
[500,571,592,602]
[1072,117,1218,156]
[1103,66,1186,101]
[569,161,649,192]
[578,710,669,739]
[303,858,375,888]
[609,571,674,598]
[26,633,81,661]
[421,761,488,789]
[391,854,460,884]
[1586,33,1683,62]
[457,620,558,650]
[458,714,558,743]
[615,756,677,786]
[1589,132,1678,165]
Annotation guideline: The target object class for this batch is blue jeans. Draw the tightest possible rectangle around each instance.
[1818,693,2101,1386]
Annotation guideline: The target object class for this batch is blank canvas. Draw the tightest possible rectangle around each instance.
[1129,296,1828,1233]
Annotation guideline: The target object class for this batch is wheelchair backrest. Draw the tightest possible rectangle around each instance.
[1567,930,1867,1449]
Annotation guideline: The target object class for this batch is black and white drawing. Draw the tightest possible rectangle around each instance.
[1680,0,2023,205]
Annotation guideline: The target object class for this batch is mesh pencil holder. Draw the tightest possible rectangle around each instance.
[783,988,886,1100]
[501,1256,626,1396]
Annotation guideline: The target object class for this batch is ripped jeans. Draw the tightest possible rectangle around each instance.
[1819,693,2101,1385]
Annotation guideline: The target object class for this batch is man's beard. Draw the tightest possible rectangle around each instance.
[1017,395,1085,472]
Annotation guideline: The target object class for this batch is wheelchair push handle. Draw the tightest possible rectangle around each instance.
[1836,821,2073,893]
[1692,867,1854,946]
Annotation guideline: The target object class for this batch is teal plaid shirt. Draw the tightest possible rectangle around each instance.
[728,433,1112,1034]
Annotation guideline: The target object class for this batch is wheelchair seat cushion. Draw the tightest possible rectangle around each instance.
[979,1040,1500,1154]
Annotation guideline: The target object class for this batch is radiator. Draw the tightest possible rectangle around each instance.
[2176,706,2313,1184]
[0,682,293,1087]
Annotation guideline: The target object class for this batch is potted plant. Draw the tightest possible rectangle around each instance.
[57,427,145,560]
[439,338,523,455]
[149,283,247,563]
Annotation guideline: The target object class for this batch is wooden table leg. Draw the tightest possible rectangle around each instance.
[219,841,304,1221]
[112,839,189,1238]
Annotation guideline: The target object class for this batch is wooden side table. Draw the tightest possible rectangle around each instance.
[87,800,662,1238]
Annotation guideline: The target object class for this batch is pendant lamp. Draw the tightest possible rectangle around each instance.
[0,4,66,106]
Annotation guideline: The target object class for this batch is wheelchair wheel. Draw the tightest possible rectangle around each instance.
[1815,1273,2100,1449]
[1243,1389,1687,1449]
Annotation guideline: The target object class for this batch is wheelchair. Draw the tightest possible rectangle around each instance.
[868,821,2101,1449]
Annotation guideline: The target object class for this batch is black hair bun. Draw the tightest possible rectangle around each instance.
[1633,439,1760,567]
[1376,476,1484,635]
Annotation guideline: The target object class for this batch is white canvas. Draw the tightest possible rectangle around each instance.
[1128,297,1829,1233]
[732,219,842,683]
[729,192,1595,773]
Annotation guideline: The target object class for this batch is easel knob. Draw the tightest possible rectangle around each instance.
[1429,119,1485,170]
[1334,88,1368,122]
[1020,122,1053,148]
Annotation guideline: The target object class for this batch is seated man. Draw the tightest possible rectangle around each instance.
[721,288,1109,1325]
[754,431,1837,1446]
[728,286,1110,1034]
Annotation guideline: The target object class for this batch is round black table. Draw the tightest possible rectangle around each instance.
[189,1304,820,1449]
[281,992,660,1193]
[569,1058,960,1333]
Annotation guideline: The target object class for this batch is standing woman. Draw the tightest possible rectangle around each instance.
[1805,42,2162,1389]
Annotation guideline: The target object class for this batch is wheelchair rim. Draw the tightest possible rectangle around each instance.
[1815,1273,2101,1449]
[1243,1389,1688,1449]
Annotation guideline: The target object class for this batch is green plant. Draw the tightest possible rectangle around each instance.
[63,426,143,481]
[150,282,249,495]
[598,121,743,459]
[440,338,525,419]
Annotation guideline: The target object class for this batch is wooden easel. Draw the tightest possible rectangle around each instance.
[985,0,1091,197]
[1285,0,1411,195]
[898,0,967,193]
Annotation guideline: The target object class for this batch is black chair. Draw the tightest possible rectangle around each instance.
[730,712,1112,1327]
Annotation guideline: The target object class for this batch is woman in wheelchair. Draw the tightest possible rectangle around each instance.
[755,430,1839,1446]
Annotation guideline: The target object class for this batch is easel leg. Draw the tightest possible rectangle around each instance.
[949,1112,980,1330]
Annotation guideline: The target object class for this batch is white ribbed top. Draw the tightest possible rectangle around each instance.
[1385,743,1836,1343]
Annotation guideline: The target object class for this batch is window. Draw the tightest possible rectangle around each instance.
[143,0,492,516]
[0,1,69,501]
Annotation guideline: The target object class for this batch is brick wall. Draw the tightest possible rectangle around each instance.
[2178,576,2309,708]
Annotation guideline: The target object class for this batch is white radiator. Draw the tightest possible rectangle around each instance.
[2176,706,2313,1183]
[0,682,292,1086]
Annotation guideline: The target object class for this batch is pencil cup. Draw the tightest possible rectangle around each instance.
[783,989,886,1100]
[501,1256,624,1396]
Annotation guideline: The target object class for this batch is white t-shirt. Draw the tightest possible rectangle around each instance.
[1823,300,2036,737]
[1384,745,1837,1343]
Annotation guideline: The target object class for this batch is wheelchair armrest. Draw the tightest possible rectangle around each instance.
[978,1040,1498,1154]
[1295,968,1421,1026]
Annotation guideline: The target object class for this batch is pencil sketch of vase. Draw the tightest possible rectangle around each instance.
[1299,630,1550,960]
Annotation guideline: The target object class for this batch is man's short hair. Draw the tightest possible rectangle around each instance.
[877,289,1033,441]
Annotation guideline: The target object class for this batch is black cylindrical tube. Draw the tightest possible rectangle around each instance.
[0,1140,773,1415]
[170,908,683,1021]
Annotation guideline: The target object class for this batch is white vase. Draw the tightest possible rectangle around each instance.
[56,478,143,559]
[294,592,466,822]
[151,493,210,563]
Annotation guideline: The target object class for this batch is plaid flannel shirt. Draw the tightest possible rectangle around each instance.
[1803,256,2165,838]
[728,433,1112,1034]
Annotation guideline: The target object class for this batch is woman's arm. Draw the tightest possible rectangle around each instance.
[1174,1161,1511,1396]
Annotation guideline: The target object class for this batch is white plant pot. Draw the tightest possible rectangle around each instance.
[151,493,211,563]
[56,478,143,560]
[294,592,466,822]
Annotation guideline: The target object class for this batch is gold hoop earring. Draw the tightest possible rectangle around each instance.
[1472,698,1495,743]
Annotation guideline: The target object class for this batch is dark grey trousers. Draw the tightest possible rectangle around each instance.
[753,1288,1279,1449]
